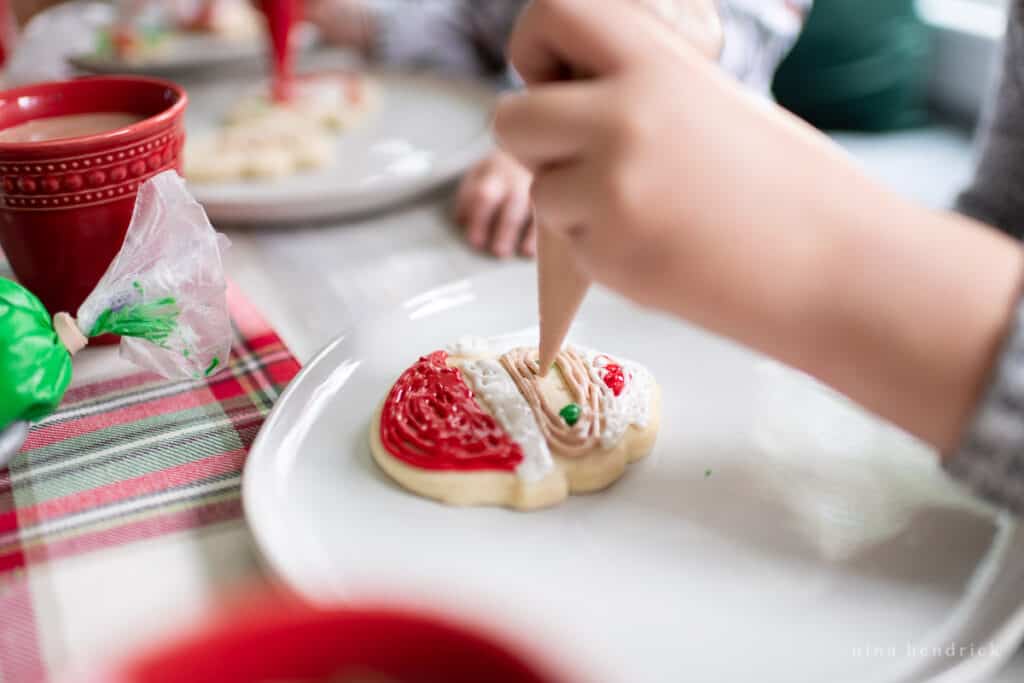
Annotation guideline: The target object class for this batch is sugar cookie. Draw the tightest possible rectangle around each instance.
[369,338,660,510]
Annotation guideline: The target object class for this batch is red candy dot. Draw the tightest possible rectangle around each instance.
[601,361,627,397]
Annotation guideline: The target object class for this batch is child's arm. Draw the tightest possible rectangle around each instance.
[957,1,1024,237]
[496,0,1024,510]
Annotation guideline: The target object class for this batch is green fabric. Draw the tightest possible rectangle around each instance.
[773,0,932,131]
[0,278,72,429]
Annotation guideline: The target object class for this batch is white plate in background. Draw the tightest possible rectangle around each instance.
[243,267,1023,683]
[67,23,317,77]
[185,70,494,224]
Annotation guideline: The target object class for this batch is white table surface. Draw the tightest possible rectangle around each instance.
[35,125,1024,682]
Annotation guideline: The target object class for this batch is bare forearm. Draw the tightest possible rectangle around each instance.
[650,113,1024,453]
[816,198,1023,451]
[687,169,1024,453]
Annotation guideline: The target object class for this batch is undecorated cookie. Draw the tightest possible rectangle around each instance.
[186,73,375,184]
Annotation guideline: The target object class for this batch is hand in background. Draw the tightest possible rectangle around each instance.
[455,149,535,258]
[305,0,375,53]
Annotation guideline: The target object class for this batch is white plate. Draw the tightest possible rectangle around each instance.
[67,24,317,77]
[243,268,1024,683]
[184,70,494,224]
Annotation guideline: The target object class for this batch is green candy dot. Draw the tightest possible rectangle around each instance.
[559,403,581,426]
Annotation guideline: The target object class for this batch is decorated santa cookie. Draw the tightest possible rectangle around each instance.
[369,337,661,510]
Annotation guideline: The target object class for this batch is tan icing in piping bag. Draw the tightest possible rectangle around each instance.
[532,0,711,371]
[537,223,590,376]
[532,50,595,376]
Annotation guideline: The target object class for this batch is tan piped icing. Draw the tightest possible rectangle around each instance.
[499,346,603,458]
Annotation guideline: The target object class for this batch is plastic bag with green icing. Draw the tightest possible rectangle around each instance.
[76,171,232,380]
[0,171,232,431]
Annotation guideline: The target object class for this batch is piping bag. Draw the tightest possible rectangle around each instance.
[536,79,593,375]
[0,171,232,433]
[257,0,300,103]
[534,2,691,374]
[537,227,589,374]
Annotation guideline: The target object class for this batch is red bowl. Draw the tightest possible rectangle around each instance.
[0,76,187,316]
[106,601,572,683]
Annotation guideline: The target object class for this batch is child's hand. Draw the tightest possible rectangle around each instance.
[455,150,536,258]
[454,0,720,260]
[644,0,722,58]
[496,0,1024,451]
[497,0,837,315]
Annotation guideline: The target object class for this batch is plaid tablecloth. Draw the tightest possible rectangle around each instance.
[0,264,301,682]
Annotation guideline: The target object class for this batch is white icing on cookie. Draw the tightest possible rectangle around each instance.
[578,347,655,449]
[460,358,554,482]
[452,334,654,455]
[448,329,540,358]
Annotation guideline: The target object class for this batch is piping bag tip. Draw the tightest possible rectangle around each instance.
[537,227,589,376]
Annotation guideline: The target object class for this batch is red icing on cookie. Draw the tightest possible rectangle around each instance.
[380,351,523,472]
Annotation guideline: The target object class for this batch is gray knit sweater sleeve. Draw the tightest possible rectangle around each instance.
[946,303,1024,515]
[950,3,1024,513]
[956,2,1024,237]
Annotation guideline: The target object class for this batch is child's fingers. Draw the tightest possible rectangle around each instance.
[454,164,483,223]
[530,162,590,239]
[490,189,532,259]
[520,218,538,257]
[508,0,650,85]
[462,174,505,250]
[493,84,598,171]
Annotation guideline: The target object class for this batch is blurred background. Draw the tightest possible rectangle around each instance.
[772,0,1010,212]
[1,0,1010,210]
[2,0,1009,128]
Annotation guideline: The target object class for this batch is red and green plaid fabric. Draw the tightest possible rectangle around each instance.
[0,261,301,681]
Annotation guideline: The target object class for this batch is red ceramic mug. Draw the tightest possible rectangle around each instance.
[0,76,187,316]
[96,601,573,683]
